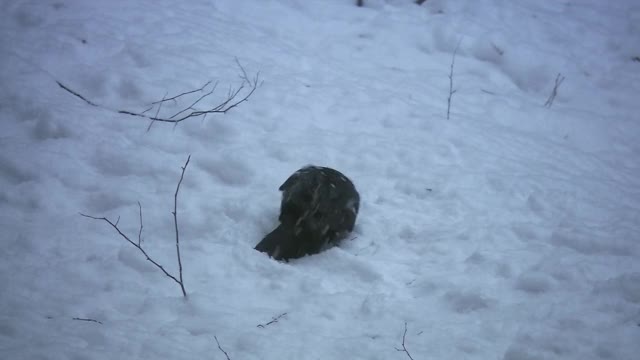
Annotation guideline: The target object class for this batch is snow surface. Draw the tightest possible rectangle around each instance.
[1,0,640,359]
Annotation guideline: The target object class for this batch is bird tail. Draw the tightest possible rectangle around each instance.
[255,224,298,261]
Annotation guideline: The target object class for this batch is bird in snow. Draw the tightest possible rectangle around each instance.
[255,165,360,261]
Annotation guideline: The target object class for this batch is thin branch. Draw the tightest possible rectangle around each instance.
[139,104,155,115]
[173,155,191,298]
[257,312,287,328]
[56,81,98,107]
[79,212,184,287]
[72,317,103,325]
[168,82,218,120]
[544,73,565,108]
[395,322,415,360]
[137,201,144,246]
[80,156,192,298]
[57,61,260,126]
[151,80,213,105]
[447,39,462,120]
[214,336,231,360]
[147,91,168,132]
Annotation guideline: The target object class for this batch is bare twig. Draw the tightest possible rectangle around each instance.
[447,39,462,120]
[80,212,185,292]
[395,322,415,360]
[151,80,213,105]
[214,336,231,360]
[544,73,565,108]
[257,312,287,328]
[137,201,143,246]
[55,81,98,107]
[147,91,168,132]
[72,317,103,325]
[173,155,190,298]
[57,61,260,126]
[80,156,192,297]
[168,82,218,120]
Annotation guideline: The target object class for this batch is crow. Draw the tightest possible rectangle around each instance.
[255,165,360,261]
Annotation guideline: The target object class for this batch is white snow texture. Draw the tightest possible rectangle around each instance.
[1,0,639,359]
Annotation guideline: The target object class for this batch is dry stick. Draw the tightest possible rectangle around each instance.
[214,336,231,360]
[147,91,168,132]
[137,201,143,246]
[447,39,462,120]
[151,80,213,105]
[57,61,259,125]
[395,322,415,360]
[168,82,218,120]
[80,212,185,293]
[80,155,191,298]
[55,81,98,107]
[544,73,565,108]
[257,312,287,328]
[72,317,103,325]
[173,155,190,298]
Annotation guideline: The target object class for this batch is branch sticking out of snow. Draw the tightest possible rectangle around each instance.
[447,39,462,120]
[172,155,190,298]
[395,322,416,360]
[80,155,192,298]
[257,312,287,328]
[72,317,103,325]
[57,59,260,127]
[214,336,231,360]
[544,73,565,108]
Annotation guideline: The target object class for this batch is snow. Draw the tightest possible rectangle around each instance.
[1,0,639,359]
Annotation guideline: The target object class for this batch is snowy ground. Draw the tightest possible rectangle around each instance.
[1,0,640,359]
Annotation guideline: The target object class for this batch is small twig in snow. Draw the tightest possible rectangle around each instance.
[72,317,103,325]
[147,91,168,132]
[447,39,462,120]
[57,60,259,126]
[80,155,191,298]
[151,80,213,105]
[395,322,416,360]
[257,312,288,328]
[137,201,143,246]
[173,155,190,298]
[55,81,98,107]
[214,336,231,360]
[544,73,565,108]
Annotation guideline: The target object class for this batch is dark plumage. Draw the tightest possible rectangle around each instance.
[255,165,360,261]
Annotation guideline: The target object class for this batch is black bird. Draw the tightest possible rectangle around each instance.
[255,165,360,261]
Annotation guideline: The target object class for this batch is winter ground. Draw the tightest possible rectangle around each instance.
[1,0,640,359]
